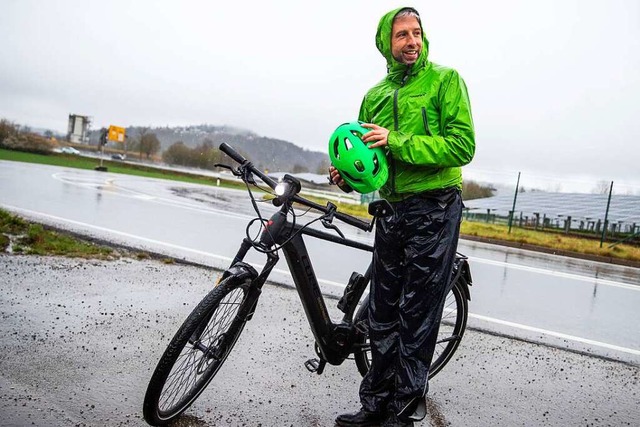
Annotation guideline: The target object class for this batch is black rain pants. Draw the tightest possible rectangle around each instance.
[359,188,462,420]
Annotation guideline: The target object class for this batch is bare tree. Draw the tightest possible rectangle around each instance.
[162,141,190,166]
[0,119,18,143]
[593,180,614,194]
[136,127,149,160]
[139,133,161,159]
[315,158,331,175]
[292,164,309,173]
[462,180,495,200]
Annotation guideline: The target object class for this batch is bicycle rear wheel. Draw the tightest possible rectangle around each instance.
[143,275,255,426]
[353,276,468,379]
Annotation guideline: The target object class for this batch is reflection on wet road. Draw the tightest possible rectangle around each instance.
[1,160,639,364]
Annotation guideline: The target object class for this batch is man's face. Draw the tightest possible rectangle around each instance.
[391,15,422,65]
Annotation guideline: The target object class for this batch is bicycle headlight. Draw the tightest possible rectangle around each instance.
[275,182,287,196]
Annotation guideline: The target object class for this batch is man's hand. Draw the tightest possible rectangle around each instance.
[329,166,353,193]
[361,123,390,148]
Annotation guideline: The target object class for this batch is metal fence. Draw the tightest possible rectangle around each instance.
[462,170,640,245]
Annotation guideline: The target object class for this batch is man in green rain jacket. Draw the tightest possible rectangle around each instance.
[332,7,475,427]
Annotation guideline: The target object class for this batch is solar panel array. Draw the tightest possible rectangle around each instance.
[464,192,640,225]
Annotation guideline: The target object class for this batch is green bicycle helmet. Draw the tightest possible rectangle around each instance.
[328,121,389,194]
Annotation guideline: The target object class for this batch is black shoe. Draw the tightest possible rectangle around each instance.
[335,408,384,426]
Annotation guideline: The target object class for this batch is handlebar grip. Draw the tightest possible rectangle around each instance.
[219,142,247,164]
[220,142,278,189]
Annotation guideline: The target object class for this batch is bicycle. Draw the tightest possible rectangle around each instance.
[142,143,473,426]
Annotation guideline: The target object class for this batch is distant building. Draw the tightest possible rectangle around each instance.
[67,114,91,144]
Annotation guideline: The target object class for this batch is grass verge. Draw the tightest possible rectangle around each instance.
[0,208,115,258]
[461,222,640,264]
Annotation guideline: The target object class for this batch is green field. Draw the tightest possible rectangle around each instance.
[1,148,638,265]
[0,148,245,188]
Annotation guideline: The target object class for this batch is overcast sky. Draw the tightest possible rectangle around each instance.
[1,0,639,192]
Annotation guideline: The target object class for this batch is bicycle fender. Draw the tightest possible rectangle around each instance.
[458,259,472,301]
[462,259,473,286]
[222,261,258,283]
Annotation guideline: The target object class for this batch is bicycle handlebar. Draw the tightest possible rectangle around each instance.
[219,142,372,232]
[219,143,278,188]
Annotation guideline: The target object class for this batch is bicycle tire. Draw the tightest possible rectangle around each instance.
[353,276,468,379]
[143,274,254,426]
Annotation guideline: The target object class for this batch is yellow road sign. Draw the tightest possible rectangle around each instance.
[108,125,126,142]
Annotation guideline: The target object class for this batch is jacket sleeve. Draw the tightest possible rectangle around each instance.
[358,96,371,122]
[387,70,475,167]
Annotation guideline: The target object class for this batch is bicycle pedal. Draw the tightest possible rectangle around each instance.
[304,358,326,374]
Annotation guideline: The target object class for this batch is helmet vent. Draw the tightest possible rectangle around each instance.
[332,138,340,159]
[354,159,365,172]
[372,154,380,175]
[343,137,353,150]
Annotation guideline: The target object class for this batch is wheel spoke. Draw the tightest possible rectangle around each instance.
[436,335,461,345]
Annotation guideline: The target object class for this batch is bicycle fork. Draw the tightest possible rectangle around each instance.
[189,238,275,350]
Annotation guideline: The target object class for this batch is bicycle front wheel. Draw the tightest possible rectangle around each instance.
[353,276,468,379]
[143,274,255,426]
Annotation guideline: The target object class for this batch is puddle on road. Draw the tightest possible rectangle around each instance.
[170,186,274,219]
[171,187,232,208]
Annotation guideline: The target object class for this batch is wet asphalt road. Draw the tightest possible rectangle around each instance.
[2,160,640,364]
[1,255,638,427]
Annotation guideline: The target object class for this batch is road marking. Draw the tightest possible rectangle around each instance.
[469,313,640,356]
[3,204,638,359]
[467,256,640,291]
[1,204,295,281]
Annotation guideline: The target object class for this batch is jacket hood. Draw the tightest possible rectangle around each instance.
[375,7,429,79]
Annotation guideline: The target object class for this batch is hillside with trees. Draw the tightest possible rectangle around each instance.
[88,124,329,174]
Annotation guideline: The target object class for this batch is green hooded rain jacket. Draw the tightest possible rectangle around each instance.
[358,7,475,202]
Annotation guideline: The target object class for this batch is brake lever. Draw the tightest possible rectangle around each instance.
[214,163,243,177]
[321,219,346,239]
[321,202,345,239]
[243,165,256,185]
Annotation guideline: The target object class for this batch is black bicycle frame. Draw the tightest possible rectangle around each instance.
[280,222,373,365]
[226,203,374,366]
[226,203,472,369]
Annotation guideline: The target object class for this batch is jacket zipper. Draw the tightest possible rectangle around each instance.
[391,88,399,193]
[421,106,432,136]
[390,71,411,194]
[393,89,400,132]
